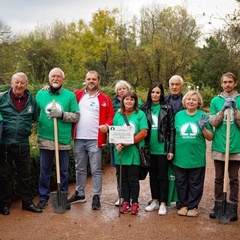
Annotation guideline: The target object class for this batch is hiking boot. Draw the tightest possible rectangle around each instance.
[158,204,167,215]
[120,202,131,214]
[178,207,188,216]
[145,201,159,212]
[187,208,198,217]
[209,207,216,219]
[91,195,101,210]
[131,203,139,215]
[115,198,124,207]
[67,191,86,204]
[37,200,48,209]
[230,204,238,221]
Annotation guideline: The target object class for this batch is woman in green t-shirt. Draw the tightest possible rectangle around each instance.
[111,80,144,207]
[174,90,214,217]
[141,82,175,216]
[113,91,148,215]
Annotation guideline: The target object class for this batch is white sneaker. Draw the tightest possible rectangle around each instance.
[158,204,167,215]
[115,198,124,206]
[145,201,159,211]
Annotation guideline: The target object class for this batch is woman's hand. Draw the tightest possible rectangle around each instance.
[167,153,174,160]
[115,143,123,152]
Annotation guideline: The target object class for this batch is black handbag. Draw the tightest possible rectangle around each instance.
[136,144,151,168]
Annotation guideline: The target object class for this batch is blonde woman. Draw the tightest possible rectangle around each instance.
[173,90,214,217]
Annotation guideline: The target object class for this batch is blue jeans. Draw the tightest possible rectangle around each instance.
[74,139,102,196]
[38,149,69,201]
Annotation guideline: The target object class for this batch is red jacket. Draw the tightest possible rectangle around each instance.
[72,89,114,147]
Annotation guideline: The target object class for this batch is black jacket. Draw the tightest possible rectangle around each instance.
[165,94,184,115]
[141,103,175,154]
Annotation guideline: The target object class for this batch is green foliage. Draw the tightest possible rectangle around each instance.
[0,84,10,92]
[1,5,240,110]
[199,85,217,108]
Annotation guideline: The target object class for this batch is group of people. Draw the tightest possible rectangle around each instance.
[111,73,239,220]
[0,70,239,222]
[0,69,114,215]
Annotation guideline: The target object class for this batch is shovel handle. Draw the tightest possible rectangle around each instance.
[53,100,61,185]
[223,108,230,193]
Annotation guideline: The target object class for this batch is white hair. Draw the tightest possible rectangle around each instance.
[169,75,184,86]
[49,68,65,78]
[114,80,132,94]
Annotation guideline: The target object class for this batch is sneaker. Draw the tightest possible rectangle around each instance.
[145,201,159,211]
[158,204,167,215]
[178,207,188,216]
[37,200,48,209]
[115,198,124,207]
[147,199,153,205]
[131,203,139,215]
[67,191,86,204]
[209,207,216,219]
[187,208,198,217]
[91,195,101,210]
[120,202,131,214]
[230,204,238,221]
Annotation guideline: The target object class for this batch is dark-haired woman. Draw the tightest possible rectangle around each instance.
[113,91,148,215]
[141,82,175,215]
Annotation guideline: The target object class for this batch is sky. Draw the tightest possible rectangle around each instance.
[0,0,239,35]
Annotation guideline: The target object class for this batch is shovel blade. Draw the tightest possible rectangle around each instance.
[214,200,234,224]
[50,191,68,214]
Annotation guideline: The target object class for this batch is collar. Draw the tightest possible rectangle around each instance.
[48,85,63,94]
[84,89,100,97]
[10,89,27,100]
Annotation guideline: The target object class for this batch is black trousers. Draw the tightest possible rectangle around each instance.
[174,165,205,209]
[214,160,240,203]
[149,154,169,203]
[0,144,33,208]
[116,164,140,204]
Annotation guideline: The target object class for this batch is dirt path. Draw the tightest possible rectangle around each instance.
[0,142,239,240]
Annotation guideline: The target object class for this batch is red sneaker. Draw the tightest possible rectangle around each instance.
[120,202,131,214]
[131,203,139,215]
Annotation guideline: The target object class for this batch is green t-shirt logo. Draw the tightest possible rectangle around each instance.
[180,123,198,139]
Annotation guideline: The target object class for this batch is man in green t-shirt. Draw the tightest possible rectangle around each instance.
[209,72,240,221]
[36,68,80,210]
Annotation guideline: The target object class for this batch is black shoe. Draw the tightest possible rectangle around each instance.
[67,191,86,204]
[37,200,48,209]
[209,208,216,219]
[66,203,71,210]
[230,204,238,222]
[91,195,101,210]
[22,204,42,213]
[0,206,10,215]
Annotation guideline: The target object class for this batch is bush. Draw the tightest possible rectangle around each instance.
[200,85,217,108]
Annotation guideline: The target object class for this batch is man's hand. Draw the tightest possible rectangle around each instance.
[222,97,236,111]
[197,114,209,130]
[47,108,63,119]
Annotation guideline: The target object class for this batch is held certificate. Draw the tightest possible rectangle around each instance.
[109,125,134,144]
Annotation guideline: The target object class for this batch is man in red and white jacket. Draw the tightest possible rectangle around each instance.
[68,70,114,210]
